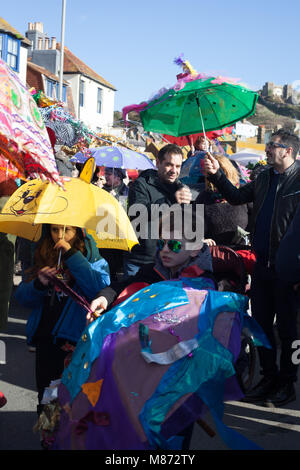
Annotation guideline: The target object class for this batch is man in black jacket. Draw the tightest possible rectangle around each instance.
[203,128,300,407]
[276,200,300,311]
[123,144,192,278]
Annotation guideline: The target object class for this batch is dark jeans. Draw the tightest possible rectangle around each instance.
[35,338,70,411]
[251,262,299,383]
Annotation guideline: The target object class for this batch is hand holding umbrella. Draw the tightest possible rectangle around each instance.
[38,266,59,286]
[175,185,192,204]
[39,268,94,316]
[54,238,72,257]
[202,153,220,176]
[87,296,109,324]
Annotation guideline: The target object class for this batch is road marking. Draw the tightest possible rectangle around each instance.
[226,413,300,433]
[227,400,300,418]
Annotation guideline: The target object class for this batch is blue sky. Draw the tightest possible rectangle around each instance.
[2,0,300,111]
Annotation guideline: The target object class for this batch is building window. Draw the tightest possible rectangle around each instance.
[55,82,67,102]
[7,37,18,70]
[0,34,20,71]
[80,80,85,107]
[46,79,54,98]
[97,87,102,113]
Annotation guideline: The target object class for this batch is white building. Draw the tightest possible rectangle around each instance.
[235,120,258,140]
[57,44,116,133]
[25,22,116,133]
[0,17,31,84]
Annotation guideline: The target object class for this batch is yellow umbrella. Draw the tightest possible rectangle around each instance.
[0,158,138,251]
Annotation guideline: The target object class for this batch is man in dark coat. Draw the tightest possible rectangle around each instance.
[203,128,300,407]
[276,200,300,298]
[123,144,192,278]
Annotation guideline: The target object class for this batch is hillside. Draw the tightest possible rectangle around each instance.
[247,96,298,130]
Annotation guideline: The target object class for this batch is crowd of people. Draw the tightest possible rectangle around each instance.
[0,128,300,449]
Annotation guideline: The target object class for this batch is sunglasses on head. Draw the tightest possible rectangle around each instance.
[157,239,182,253]
[266,141,289,149]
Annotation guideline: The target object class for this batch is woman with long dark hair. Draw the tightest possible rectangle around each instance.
[15,224,110,416]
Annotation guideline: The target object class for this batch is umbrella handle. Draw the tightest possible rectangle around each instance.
[57,225,66,269]
[195,95,210,151]
[57,249,62,269]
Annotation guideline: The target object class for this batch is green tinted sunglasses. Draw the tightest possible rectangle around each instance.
[157,239,182,253]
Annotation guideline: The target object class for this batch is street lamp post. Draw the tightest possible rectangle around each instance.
[59,0,66,102]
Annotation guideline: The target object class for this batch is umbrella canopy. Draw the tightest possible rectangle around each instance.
[139,77,258,137]
[46,121,77,147]
[179,152,206,185]
[0,159,138,251]
[0,59,61,185]
[71,146,156,170]
[229,149,265,167]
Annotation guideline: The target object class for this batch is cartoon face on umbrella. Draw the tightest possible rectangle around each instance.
[6,181,68,217]
[9,184,43,216]
[0,158,138,251]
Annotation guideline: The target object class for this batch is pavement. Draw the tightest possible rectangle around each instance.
[0,275,300,451]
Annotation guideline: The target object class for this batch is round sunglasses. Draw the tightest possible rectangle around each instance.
[157,239,182,253]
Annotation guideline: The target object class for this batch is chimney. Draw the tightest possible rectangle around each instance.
[37,37,43,50]
[28,22,33,30]
[51,37,57,50]
[34,22,44,33]
[44,37,49,49]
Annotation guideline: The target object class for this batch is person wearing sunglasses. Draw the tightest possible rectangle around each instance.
[87,220,214,323]
[123,144,193,280]
[202,128,300,407]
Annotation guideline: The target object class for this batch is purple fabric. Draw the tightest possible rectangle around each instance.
[55,333,151,450]
[161,312,244,438]
[85,332,150,450]
[54,292,245,450]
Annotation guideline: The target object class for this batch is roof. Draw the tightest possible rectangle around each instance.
[56,43,116,91]
[0,17,31,46]
[27,59,69,84]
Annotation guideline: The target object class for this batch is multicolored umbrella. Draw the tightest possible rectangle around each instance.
[50,282,268,450]
[46,120,77,147]
[0,154,24,181]
[71,146,156,170]
[0,59,61,185]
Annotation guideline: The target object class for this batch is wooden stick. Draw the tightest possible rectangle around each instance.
[196,418,216,438]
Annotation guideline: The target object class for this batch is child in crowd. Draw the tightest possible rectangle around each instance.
[87,210,215,321]
[15,224,110,415]
[85,210,215,450]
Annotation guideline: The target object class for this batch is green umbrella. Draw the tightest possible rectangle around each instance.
[140,77,258,137]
